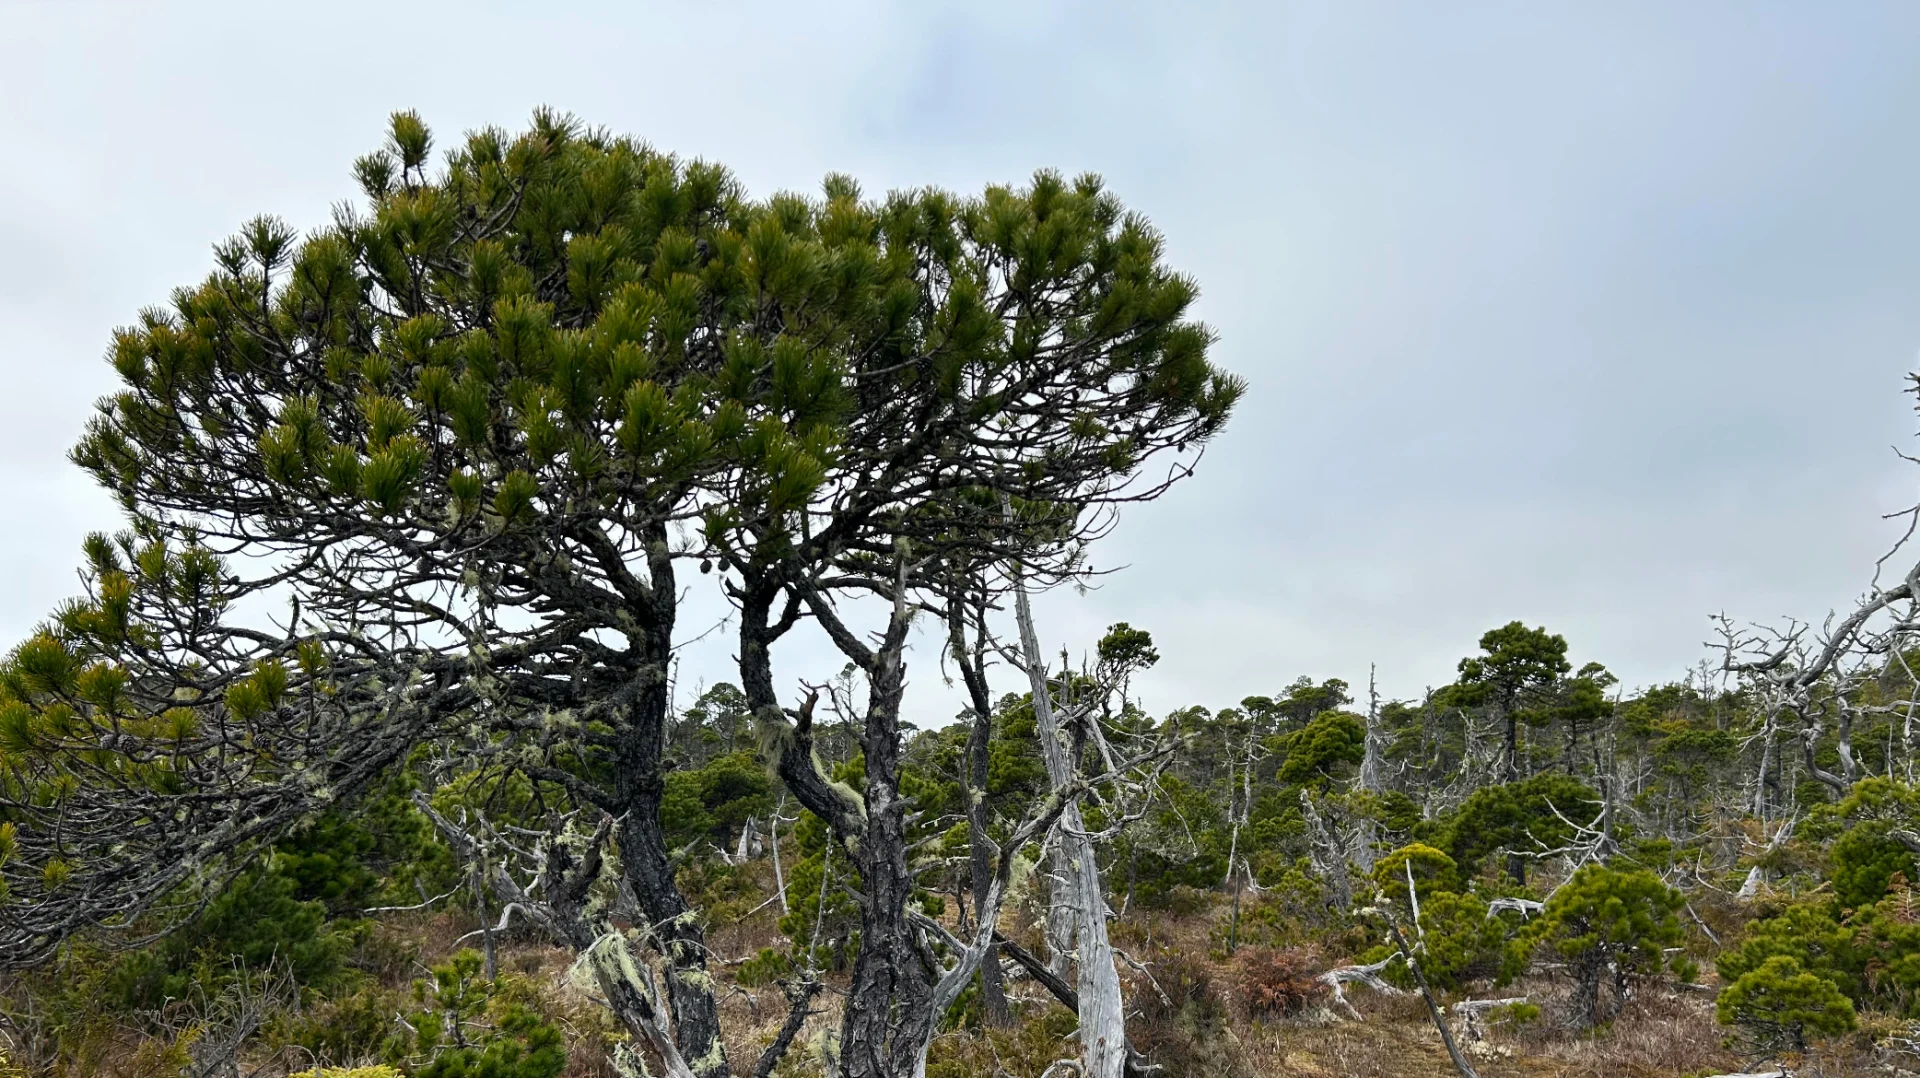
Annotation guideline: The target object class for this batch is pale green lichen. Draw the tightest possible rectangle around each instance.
[690,1037,727,1074]
[673,965,714,993]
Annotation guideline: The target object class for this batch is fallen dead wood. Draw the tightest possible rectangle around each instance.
[1315,956,1406,1021]
[1449,996,1528,1043]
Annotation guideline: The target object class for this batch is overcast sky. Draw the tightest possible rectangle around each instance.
[5,2,1920,723]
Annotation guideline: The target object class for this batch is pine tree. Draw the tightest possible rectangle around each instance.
[1525,864,1687,1026]
[1716,956,1856,1053]
[15,109,1240,1078]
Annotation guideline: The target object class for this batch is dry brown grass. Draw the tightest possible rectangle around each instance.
[1519,992,1740,1077]
[20,894,1897,1078]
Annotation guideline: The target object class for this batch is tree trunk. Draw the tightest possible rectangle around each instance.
[742,573,937,1078]
[771,794,790,914]
[1381,913,1480,1078]
[837,609,936,1078]
[1503,710,1519,783]
[616,671,729,1077]
[613,529,729,1078]
[1044,835,1076,980]
[948,598,1014,1027]
[1359,663,1385,795]
[1014,581,1127,1078]
[962,684,1014,1025]
[1799,708,1850,796]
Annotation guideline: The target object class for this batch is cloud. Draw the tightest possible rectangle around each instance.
[3,2,1917,721]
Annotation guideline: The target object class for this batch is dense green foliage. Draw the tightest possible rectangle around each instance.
[1523,864,1688,1024]
[1717,955,1858,1052]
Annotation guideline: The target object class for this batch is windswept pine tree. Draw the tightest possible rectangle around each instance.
[0,110,1240,1078]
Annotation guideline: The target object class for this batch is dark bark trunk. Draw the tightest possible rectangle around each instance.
[612,527,729,1078]
[1503,695,1526,887]
[753,980,822,1078]
[837,621,936,1078]
[965,714,1013,1026]
[739,583,865,843]
[739,575,937,1075]
[952,602,1013,1027]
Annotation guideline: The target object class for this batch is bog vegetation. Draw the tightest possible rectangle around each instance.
[0,110,1916,1078]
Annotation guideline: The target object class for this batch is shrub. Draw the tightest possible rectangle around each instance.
[412,1005,565,1078]
[1160,884,1214,918]
[1718,883,1920,1018]
[1130,951,1248,1078]
[1716,901,1863,1004]
[1275,711,1366,786]
[1492,1000,1541,1026]
[736,946,798,989]
[377,950,568,1078]
[1370,843,1461,902]
[1442,774,1598,882]
[1523,864,1686,1026]
[1362,890,1517,992]
[105,860,357,1009]
[1851,877,1920,1016]
[1830,825,1915,911]
[269,983,411,1067]
[1207,862,1366,956]
[1716,956,1856,1053]
[924,1007,1079,1078]
[1236,947,1328,1019]
[661,750,774,851]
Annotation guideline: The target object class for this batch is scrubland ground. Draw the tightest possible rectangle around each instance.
[6,869,1900,1078]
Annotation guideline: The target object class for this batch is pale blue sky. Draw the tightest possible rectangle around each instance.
[4,2,1919,719]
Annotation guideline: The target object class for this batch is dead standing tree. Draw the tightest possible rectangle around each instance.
[1716,377,1920,806]
[1004,578,1153,1078]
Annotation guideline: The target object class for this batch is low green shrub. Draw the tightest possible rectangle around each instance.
[1716,955,1856,1053]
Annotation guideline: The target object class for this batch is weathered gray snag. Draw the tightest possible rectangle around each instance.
[1013,578,1127,1078]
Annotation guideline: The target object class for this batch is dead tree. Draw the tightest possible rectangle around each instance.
[1716,381,1920,797]
[1010,577,1127,1078]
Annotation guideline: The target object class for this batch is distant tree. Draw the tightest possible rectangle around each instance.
[671,683,754,768]
[1243,676,1351,731]
[1555,665,1615,775]
[1443,773,1598,886]
[1275,711,1366,786]
[1450,622,1571,783]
